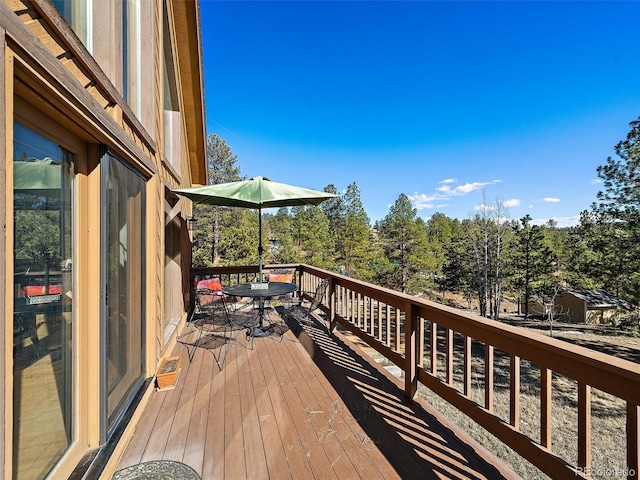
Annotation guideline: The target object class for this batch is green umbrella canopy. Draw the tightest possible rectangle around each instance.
[174,176,338,279]
[14,158,61,196]
[173,176,337,208]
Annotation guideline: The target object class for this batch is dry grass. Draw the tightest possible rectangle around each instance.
[350,324,638,480]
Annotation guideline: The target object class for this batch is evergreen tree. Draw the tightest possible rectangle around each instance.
[512,215,554,319]
[584,116,640,303]
[378,194,429,294]
[340,182,373,279]
[191,134,243,267]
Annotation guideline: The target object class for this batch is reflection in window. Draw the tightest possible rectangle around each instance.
[102,153,145,436]
[162,0,181,173]
[13,122,74,479]
[52,0,92,51]
[123,0,140,116]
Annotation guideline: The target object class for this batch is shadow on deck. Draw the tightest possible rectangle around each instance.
[114,305,518,479]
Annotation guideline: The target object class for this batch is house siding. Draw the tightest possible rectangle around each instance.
[1,1,205,478]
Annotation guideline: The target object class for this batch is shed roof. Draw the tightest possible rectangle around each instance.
[565,289,628,308]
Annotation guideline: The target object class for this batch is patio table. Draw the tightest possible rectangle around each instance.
[222,282,297,337]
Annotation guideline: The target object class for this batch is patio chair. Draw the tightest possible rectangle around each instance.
[266,270,295,308]
[179,278,240,369]
[287,278,329,330]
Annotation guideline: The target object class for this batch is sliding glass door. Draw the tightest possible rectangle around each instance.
[12,122,74,479]
[101,151,146,439]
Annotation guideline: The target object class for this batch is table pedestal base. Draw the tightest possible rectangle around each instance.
[246,325,274,337]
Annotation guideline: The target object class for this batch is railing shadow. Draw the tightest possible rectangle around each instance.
[278,306,513,480]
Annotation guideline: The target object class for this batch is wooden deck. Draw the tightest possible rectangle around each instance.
[115,306,517,479]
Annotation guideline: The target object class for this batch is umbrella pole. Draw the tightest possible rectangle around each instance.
[258,206,263,282]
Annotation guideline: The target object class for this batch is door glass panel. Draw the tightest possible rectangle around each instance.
[163,194,182,339]
[12,122,74,479]
[102,154,145,433]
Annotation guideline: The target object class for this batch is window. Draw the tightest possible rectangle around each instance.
[162,0,181,174]
[101,151,146,438]
[163,192,183,342]
[52,0,92,51]
[13,122,75,480]
[123,0,141,116]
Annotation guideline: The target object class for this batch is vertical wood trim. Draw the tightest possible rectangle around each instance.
[510,354,520,430]
[540,367,552,449]
[368,296,374,336]
[627,403,639,480]
[577,382,591,471]
[430,322,438,376]
[446,328,453,385]
[464,335,472,398]
[1,36,9,479]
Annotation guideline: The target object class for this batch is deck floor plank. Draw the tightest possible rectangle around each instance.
[245,334,291,479]
[236,339,270,480]
[256,335,312,479]
[181,338,216,476]
[263,335,338,480]
[115,308,517,480]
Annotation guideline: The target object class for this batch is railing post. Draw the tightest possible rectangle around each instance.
[577,382,591,473]
[404,301,418,399]
[328,277,336,333]
[628,403,639,480]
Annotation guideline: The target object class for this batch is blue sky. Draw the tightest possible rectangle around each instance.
[200,0,640,226]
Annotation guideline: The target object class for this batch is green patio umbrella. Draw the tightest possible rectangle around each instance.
[174,176,338,279]
[14,158,61,198]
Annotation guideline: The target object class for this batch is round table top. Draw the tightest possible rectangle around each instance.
[222,281,297,298]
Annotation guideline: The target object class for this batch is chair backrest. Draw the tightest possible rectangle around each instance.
[268,273,293,283]
[194,277,225,309]
[309,279,329,313]
[195,277,223,291]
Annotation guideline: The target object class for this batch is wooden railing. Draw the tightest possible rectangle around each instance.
[191,264,640,480]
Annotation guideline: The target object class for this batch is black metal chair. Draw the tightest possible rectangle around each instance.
[287,279,329,331]
[179,286,237,369]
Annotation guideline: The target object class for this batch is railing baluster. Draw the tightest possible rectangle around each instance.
[369,296,374,336]
[464,335,471,397]
[628,403,639,480]
[446,328,453,386]
[485,343,494,413]
[541,367,552,449]
[394,307,401,351]
[405,302,418,399]
[510,354,520,430]
[430,321,438,376]
[418,316,425,369]
[577,382,591,473]
[385,304,391,346]
[376,299,382,341]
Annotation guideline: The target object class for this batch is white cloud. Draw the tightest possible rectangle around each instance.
[410,179,502,211]
[531,215,581,227]
[504,198,521,207]
[438,179,501,196]
[591,178,602,185]
[543,197,561,203]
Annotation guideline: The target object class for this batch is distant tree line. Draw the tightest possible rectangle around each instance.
[192,117,640,320]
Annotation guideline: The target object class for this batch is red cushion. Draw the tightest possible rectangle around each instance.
[196,278,222,291]
[268,273,293,283]
[23,284,62,296]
